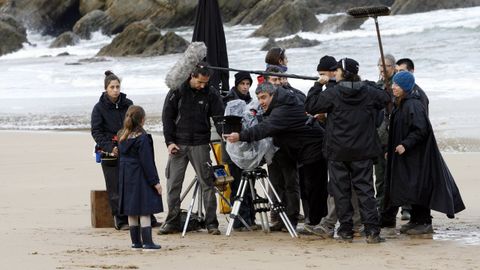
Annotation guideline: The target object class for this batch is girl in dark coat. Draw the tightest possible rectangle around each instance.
[91,71,133,230]
[386,72,465,235]
[118,105,163,250]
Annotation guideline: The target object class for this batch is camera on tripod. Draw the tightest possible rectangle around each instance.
[213,115,243,135]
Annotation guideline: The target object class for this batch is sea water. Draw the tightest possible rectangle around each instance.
[0,7,479,151]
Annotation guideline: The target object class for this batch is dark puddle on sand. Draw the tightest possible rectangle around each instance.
[433,229,480,245]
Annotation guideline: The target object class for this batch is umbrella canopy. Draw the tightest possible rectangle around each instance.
[192,0,229,93]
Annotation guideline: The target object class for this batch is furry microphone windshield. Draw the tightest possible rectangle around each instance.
[165,42,207,90]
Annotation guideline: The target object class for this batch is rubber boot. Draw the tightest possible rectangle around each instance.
[129,226,142,250]
[141,227,161,250]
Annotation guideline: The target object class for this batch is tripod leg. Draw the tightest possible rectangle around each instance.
[215,186,251,231]
[257,176,298,238]
[182,182,199,237]
[248,177,269,233]
[226,176,249,236]
[180,176,197,203]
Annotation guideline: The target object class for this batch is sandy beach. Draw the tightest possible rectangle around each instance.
[0,130,479,270]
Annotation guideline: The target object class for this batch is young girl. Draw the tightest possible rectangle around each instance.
[118,105,163,250]
[385,71,465,235]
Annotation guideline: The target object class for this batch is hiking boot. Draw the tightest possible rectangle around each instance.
[366,233,385,244]
[337,230,354,243]
[401,210,411,221]
[304,224,334,238]
[353,225,365,237]
[399,222,418,234]
[406,224,433,235]
[157,223,180,235]
[207,225,221,235]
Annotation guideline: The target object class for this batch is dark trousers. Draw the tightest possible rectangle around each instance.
[328,159,380,234]
[229,162,256,228]
[101,163,127,224]
[267,150,300,225]
[411,204,432,224]
[299,159,328,225]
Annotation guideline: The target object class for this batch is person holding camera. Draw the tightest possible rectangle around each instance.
[91,71,133,230]
[304,58,390,243]
[159,62,224,235]
[224,82,327,230]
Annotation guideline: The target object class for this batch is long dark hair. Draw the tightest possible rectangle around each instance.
[104,70,121,90]
[118,105,145,142]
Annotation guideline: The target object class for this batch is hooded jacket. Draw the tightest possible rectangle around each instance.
[91,92,133,152]
[385,94,465,217]
[162,79,224,146]
[239,88,324,165]
[305,80,390,161]
[118,133,163,215]
[223,86,252,106]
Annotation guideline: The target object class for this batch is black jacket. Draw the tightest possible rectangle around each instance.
[239,88,324,165]
[162,80,224,146]
[385,94,465,217]
[413,84,429,116]
[282,83,306,104]
[223,87,252,106]
[305,80,390,161]
[91,92,133,152]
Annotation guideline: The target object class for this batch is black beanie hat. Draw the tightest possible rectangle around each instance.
[234,71,252,87]
[317,55,337,71]
[336,58,359,75]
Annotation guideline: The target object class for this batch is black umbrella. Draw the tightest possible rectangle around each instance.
[192,0,229,94]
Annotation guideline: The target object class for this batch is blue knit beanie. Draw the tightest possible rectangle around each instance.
[393,71,415,93]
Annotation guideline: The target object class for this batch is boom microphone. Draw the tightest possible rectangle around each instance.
[347,6,390,18]
[165,42,207,90]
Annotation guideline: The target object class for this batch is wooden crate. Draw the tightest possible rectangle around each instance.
[90,190,114,228]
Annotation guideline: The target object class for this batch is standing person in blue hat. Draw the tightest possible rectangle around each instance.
[385,72,465,235]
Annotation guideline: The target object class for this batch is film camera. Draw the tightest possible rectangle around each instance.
[213,115,243,135]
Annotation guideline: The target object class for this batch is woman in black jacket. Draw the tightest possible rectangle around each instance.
[385,71,465,235]
[91,71,133,230]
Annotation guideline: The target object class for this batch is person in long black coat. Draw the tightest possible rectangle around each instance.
[91,71,133,230]
[385,71,465,235]
[118,105,163,250]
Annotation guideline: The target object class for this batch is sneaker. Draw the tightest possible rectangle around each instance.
[406,224,433,235]
[207,225,221,235]
[304,224,334,238]
[399,222,417,234]
[366,233,385,244]
[337,230,354,243]
[157,224,180,235]
[401,210,411,221]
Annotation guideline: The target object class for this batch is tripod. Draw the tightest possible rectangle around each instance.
[226,167,299,238]
[180,176,251,237]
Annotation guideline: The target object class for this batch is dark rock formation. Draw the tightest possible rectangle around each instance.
[217,0,258,23]
[96,20,188,57]
[316,15,367,33]
[1,0,81,36]
[0,14,27,56]
[49,31,80,48]
[261,35,320,51]
[79,0,105,16]
[251,1,320,38]
[229,0,289,25]
[302,0,387,14]
[73,10,111,39]
[391,0,480,14]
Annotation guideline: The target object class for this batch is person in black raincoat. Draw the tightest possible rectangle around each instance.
[91,71,133,230]
[224,82,327,229]
[385,71,465,235]
[304,58,390,243]
[118,105,163,250]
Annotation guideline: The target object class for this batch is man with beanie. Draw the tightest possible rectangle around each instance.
[222,71,256,231]
[305,58,390,243]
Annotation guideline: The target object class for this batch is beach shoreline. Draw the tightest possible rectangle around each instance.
[0,130,479,269]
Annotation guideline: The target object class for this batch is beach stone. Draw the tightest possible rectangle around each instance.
[97,20,188,57]
[251,1,320,38]
[73,10,112,39]
[49,31,80,48]
[315,14,367,33]
[1,0,81,36]
[0,14,27,56]
[79,0,105,16]
[391,0,480,14]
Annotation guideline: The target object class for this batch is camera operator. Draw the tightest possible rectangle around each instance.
[304,58,390,243]
[159,62,224,235]
[224,82,327,230]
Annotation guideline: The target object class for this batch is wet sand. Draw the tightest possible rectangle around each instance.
[0,131,479,270]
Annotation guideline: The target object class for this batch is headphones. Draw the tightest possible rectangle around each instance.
[341,58,352,79]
